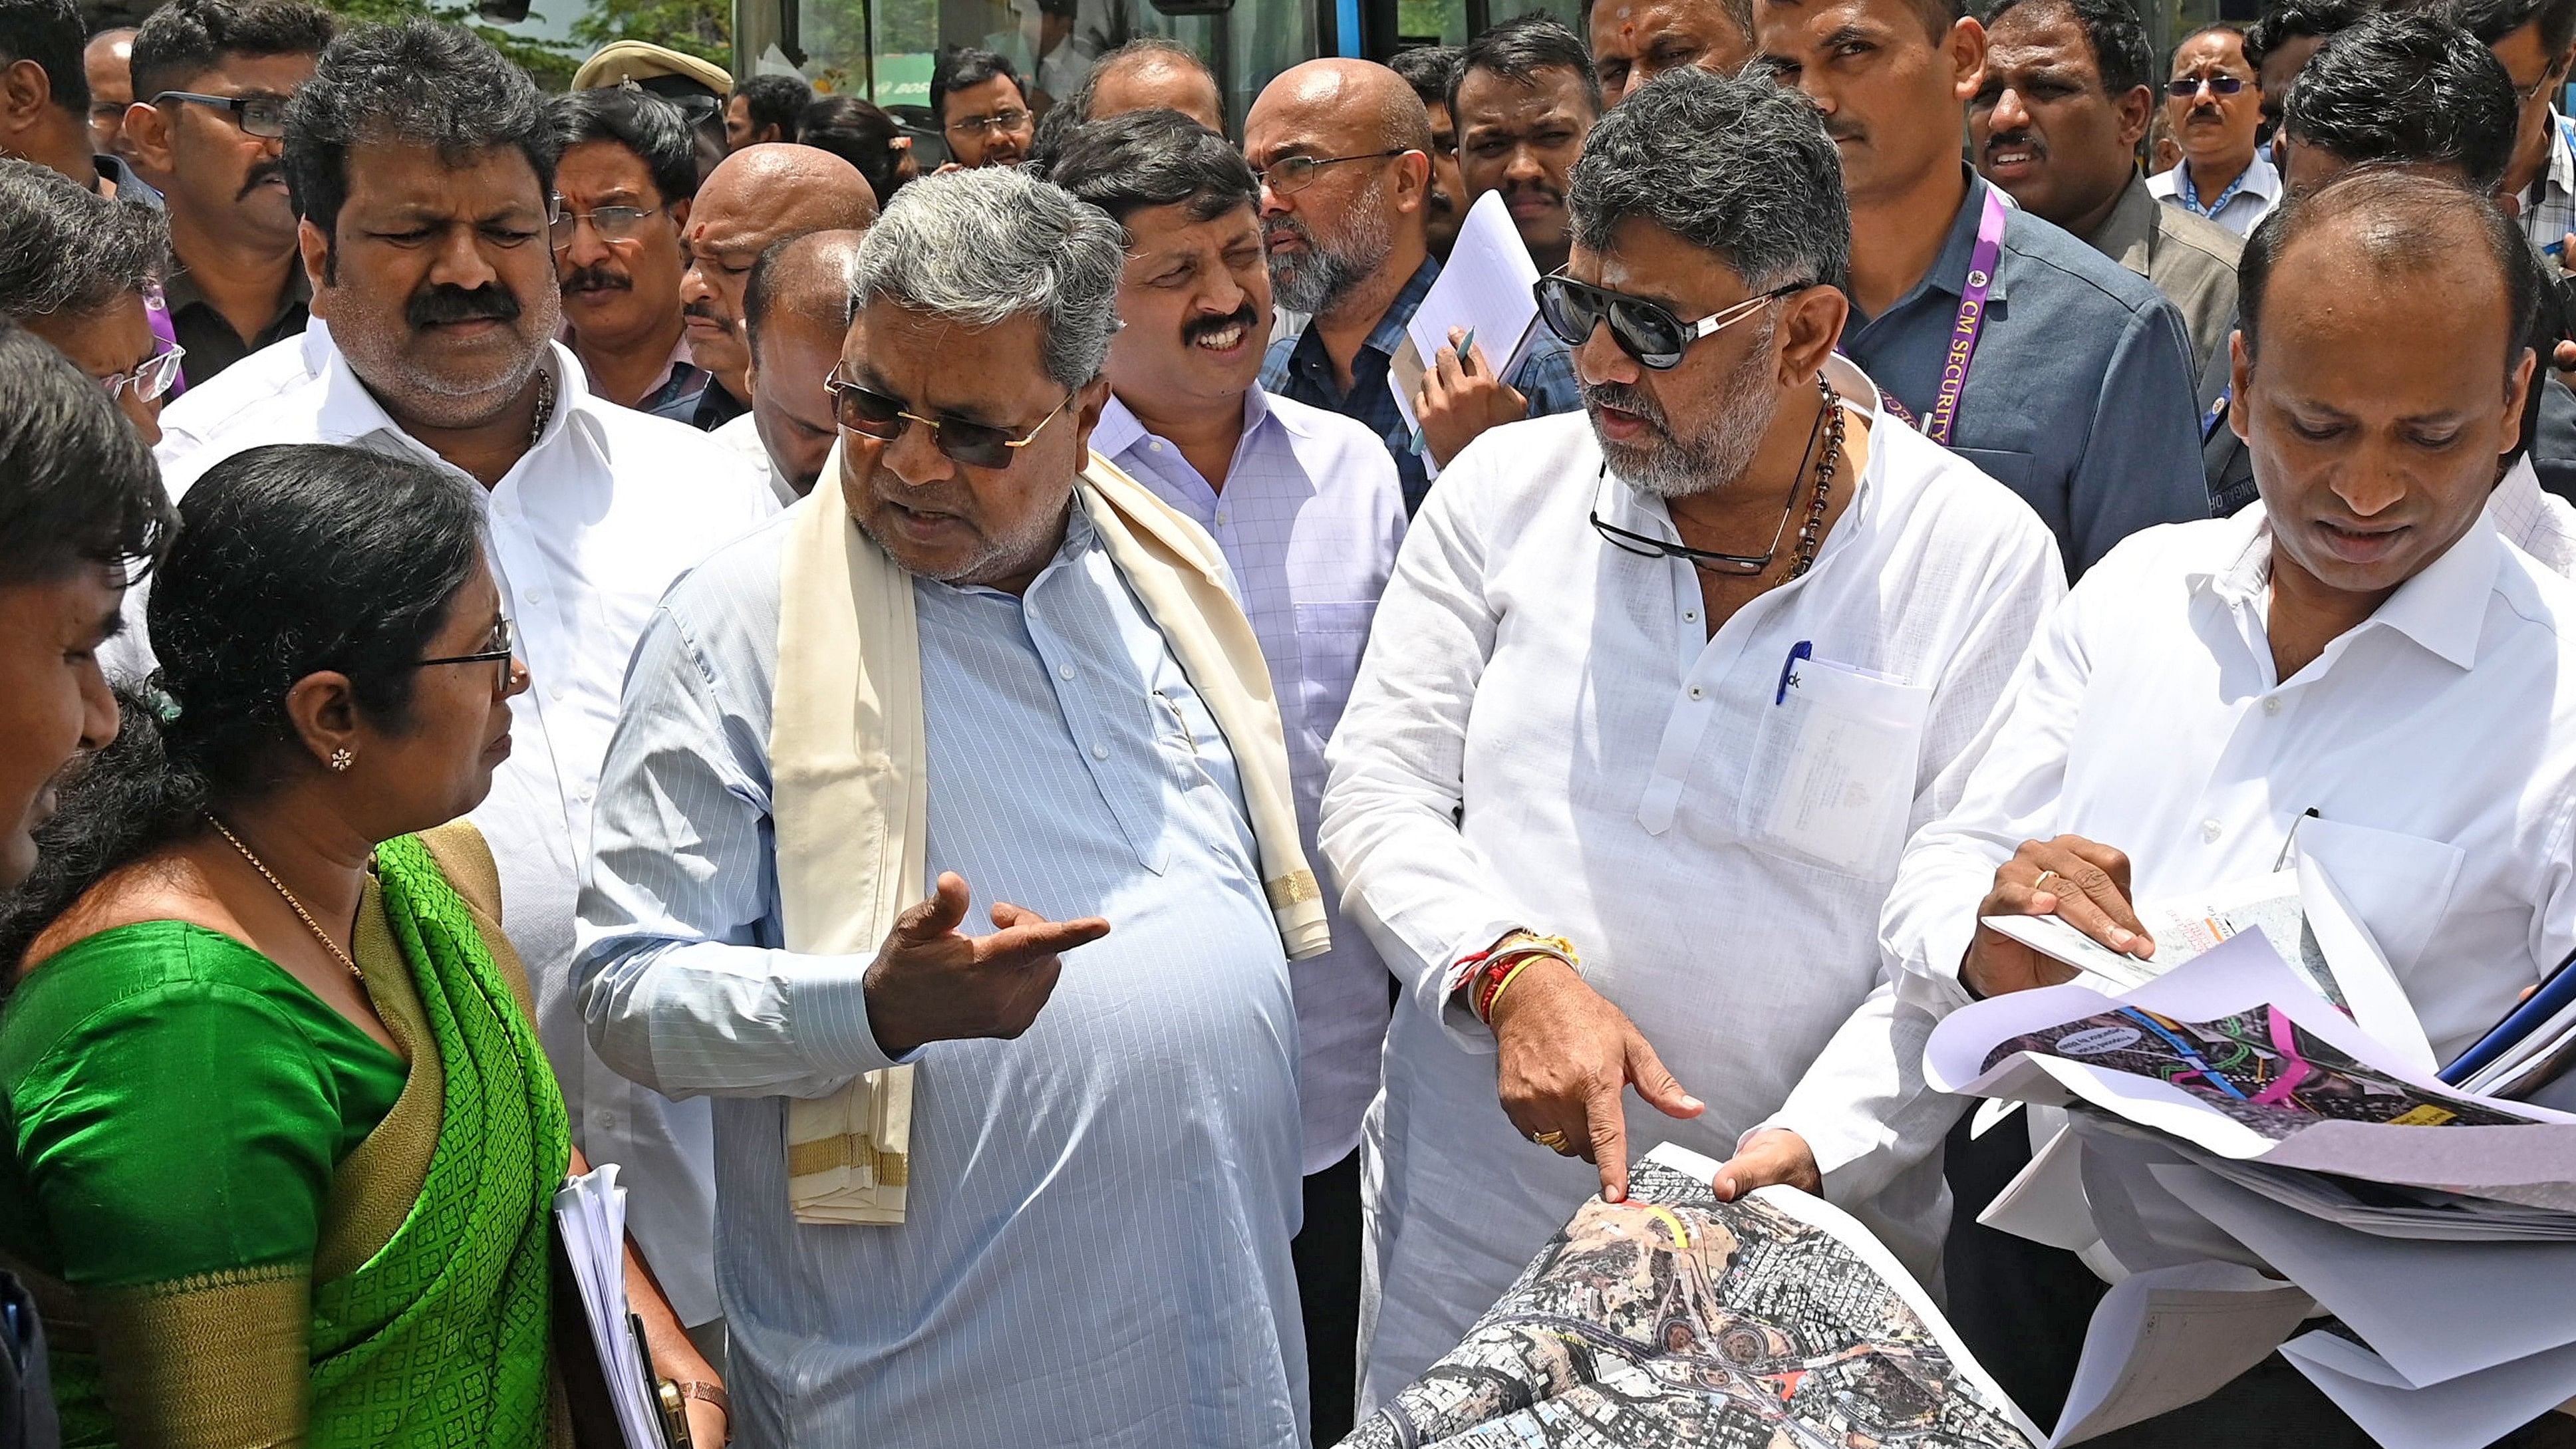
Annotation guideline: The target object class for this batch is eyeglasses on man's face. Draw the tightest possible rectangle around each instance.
[414,616,518,698]
[1534,273,1812,370]
[2164,73,2247,99]
[826,368,1073,469]
[1252,149,1408,196]
[946,106,1032,137]
[154,89,290,138]
[547,199,672,251]
[103,340,186,404]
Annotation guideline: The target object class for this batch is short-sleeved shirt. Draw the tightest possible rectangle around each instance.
[1840,170,2211,575]
[1260,257,1581,514]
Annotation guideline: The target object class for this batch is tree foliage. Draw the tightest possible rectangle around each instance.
[318,0,585,87]
[569,0,732,67]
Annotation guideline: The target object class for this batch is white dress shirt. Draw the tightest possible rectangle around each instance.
[142,338,778,1327]
[151,317,333,477]
[710,410,787,505]
[2490,456,2576,577]
[1095,388,1409,1172]
[1884,509,2576,1068]
[2148,150,2281,238]
[1318,360,2067,1404]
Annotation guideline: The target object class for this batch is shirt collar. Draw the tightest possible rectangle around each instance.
[2176,150,2279,215]
[162,257,313,323]
[2087,174,2161,271]
[2549,108,2576,201]
[1921,170,2015,307]
[2196,506,2500,672]
[1369,256,1442,358]
[313,337,603,468]
[1093,384,1284,461]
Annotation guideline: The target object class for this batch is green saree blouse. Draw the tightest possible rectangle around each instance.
[0,827,571,1448]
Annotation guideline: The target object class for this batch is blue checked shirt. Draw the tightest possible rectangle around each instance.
[1261,257,1582,513]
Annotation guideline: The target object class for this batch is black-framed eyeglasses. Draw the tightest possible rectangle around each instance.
[1534,273,1813,370]
[826,368,1073,469]
[2164,74,2246,98]
[415,616,517,696]
[547,199,672,250]
[153,90,289,138]
[103,339,186,404]
[1253,149,1409,196]
[1587,465,1787,576]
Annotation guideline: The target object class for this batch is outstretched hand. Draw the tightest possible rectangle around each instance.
[863,872,1111,1058]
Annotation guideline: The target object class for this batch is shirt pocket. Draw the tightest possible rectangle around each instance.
[1292,600,1380,738]
[1734,658,1933,881]
[2294,817,2465,979]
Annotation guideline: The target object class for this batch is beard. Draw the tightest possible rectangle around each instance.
[1580,323,1781,499]
[1267,197,1394,315]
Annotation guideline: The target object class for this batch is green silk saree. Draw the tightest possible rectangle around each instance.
[0,825,569,1447]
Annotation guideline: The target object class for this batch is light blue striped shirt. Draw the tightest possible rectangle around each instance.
[575,504,1307,1448]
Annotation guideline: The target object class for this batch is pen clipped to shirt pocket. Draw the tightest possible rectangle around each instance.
[1737,654,1932,880]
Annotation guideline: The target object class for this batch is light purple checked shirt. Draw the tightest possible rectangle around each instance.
[1096,387,1409,1173]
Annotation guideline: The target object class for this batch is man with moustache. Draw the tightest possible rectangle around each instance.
[1048,109,1406,1444]
[131,19,776,1362]
[1451,17,1596,280]
[1250,59,1579,511]
[1886,169,2576,1444]
[549,87,710,421]
[1389,45,1463,259]
[726,227,867,502]
[1759,0,2207,572]
[1587,0,1754,109]
[2149,22,2278,236]
[1320,68,2064,1407]
[677,142,876,430]
[122,0,331,387]
[931,46,1036,168]
[1970,0,2241,376]
[579,164,1318,1447]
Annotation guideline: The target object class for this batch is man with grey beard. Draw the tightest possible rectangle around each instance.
[1316,67,2067,1405]
[1248,58,1580,513]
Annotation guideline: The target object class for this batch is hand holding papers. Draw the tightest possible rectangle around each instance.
[553,1165,680,1449]
[1389,191,1544,470]
[1338,1144,2042,1449]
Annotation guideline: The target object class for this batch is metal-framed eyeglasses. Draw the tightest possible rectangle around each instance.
[945,106,1032,137]
[826,368,1073,469]
[153,90,289,138]
[1253,149,1409,196]
[547,199,672,251]
[104,340,186,405]
[414,616,518,696]
[1534,273,1814,370]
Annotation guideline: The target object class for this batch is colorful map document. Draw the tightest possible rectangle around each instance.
[1338,1144,2041,1449]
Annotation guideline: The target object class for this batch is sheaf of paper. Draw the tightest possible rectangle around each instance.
[2070,1119,2271,1276]
[1396,190,1542,404]
[1338,1140,2042,1449]
[1926,933,2567,1176]
[1979,1120,2101,1253]
[2151,1161,2576,1388]
[556,1164,668,1448]
[2281,1329,2576,1449]
[2047,1261,2314,1446]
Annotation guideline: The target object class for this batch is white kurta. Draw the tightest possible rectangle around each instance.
[1320,366,2067,1404]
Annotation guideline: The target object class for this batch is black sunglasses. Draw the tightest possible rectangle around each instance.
[2165,74,2246,98]
[827,368,1073,469]
[1534,273,1814,370]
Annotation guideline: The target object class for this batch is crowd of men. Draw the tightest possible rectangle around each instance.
[5,0,2576,1441]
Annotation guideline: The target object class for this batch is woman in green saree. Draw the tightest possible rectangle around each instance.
[0,444,723,1448]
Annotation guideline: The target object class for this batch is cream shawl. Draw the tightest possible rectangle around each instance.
[773,443,1330,1224]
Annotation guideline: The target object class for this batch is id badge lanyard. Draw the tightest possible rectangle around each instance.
[1876,188,2008,448]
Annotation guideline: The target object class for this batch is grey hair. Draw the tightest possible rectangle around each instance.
[847,166,1123,390]
[0,158,168,321]
[1568,67,1848,294]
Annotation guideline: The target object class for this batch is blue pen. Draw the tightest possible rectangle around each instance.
[1774,640,1813,705]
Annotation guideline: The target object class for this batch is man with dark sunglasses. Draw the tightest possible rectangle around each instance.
[2148,22,2279,236]
[1319,68,2065,1408]
[1759,0,2208,572]
[122,0,331,388]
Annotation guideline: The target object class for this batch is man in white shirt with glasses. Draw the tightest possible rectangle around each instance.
[1318,67,2065,1406]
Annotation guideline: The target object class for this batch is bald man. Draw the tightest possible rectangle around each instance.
[678,141,876,429]
[83,27,133,158]
[1249,59,1580,512]
[716,226,865,503]
[1075,37,1226,132]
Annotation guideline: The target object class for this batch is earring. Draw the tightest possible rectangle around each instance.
[329,747,355,773]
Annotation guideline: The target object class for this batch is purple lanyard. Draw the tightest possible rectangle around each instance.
[142,279,187,398]
[1881,189,2006,447]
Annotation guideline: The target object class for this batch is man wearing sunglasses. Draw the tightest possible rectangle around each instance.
[1320,68,2065,1407]
[547,87,709,422]
[0,158,178,445]
[2148,22,2279,237]
[2456,0,2576,257]
[1759,0,2208,575]
[122,0,331,390]
[582,166,1321,1446]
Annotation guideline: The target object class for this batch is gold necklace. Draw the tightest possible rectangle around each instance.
[206,813,364,982]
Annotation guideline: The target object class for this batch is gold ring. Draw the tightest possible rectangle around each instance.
[1532,1129,1570,1152]
[2032,868,2061,894]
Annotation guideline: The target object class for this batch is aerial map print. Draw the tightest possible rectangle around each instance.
[1983,1003,2529,1139]
[1340,1154,2036,1449]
